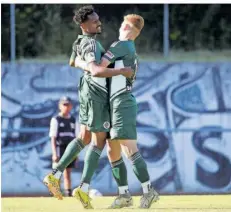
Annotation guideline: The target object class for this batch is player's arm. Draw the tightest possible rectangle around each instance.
[75,41,132,77]
[73,40,96,72]
[74,57,89,71]
[98,41,133,78]
[69,41,90,73]
[69,42,77,67]
[75,57,131,77]
[51,137,58,162]
[79,52,113,69]
[49,118,59,162]
[88,62,132,78]
[101,41,127,66]
[69,52,76,67]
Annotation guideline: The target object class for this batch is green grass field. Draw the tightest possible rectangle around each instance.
[2,195,231,212]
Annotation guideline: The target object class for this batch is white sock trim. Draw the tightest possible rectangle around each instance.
[141,180,151,194]
[80,183,90,193]
[53,170,62,179]
[118,185,129,195]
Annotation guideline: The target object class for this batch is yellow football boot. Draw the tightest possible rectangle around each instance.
[43,173,63,200]
[72,187,93,209]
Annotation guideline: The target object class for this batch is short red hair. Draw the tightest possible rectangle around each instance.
[124,14,144,32]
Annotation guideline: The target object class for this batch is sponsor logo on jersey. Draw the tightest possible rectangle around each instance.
[70,123,75,129]
[103,121,110,129]
[59,132,75,137]
[105,51,114,59]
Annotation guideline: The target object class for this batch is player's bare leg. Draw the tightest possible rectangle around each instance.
[43,124,91,200]
[63,168,72,197]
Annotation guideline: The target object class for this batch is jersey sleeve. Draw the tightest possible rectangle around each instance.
[81,39,97,63]
[49,117,58,137]
[70,41,78,62]
[103,41,127,64]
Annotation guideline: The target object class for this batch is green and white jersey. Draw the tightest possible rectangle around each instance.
[71,34,108,103]
[103,40,138,106]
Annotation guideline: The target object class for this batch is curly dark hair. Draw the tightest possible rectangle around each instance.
[73,5,95,25]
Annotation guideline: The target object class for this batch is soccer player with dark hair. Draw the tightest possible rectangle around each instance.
[43,5,133,207]
[75,14,159,209]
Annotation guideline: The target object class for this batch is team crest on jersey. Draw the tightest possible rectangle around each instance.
[103,121,110,129]
[60,122,64,127]
[105,51,114,59]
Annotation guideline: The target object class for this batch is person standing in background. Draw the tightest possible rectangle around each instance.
[49,96,78,197]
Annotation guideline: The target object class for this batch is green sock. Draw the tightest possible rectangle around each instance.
[130,152,150,183]
[111,158,128,187]
[81,145,102,184]
[55,138,85,172]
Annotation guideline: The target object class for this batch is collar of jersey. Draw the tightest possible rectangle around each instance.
[79,34,96,38]
[118,38,134,43]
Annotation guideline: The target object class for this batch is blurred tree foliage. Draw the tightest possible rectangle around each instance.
[1,4,231,61]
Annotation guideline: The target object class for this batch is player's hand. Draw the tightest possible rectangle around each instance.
[52,155,59,163]
[74,57,82,68]
[75,57,89,71]
[121,67,133,78]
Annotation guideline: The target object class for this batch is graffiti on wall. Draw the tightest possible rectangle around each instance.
[1,62,231,195]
